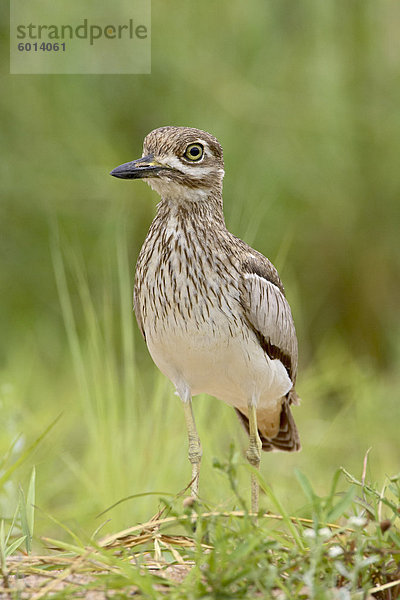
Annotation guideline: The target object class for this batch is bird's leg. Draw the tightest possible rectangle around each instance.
[246,399,262,514]
[181,393,202,498]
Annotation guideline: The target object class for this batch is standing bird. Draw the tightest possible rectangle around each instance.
[111,126,300,512]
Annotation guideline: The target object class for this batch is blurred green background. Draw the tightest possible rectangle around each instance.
[1,0,399,538]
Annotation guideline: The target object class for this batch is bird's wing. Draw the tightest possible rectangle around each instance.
[240,253,298,386]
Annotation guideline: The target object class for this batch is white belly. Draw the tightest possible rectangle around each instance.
[146,317,292,412]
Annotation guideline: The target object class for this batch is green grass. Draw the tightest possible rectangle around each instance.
[1,448,399,598]
[1,230,399,597]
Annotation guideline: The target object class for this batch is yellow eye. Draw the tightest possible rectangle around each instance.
[184,143,204,161]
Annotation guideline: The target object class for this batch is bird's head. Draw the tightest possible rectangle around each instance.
[111,126,225,202]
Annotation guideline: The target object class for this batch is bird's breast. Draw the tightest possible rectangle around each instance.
[135,219,242,340]
[134,219,292,407]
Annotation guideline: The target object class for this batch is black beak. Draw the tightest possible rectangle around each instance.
[110,154,165,179]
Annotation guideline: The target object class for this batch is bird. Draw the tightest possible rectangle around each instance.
[110,126,301,513]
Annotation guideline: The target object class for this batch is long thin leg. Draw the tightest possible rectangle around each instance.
[180,391,202,498]
[246,400,262,513]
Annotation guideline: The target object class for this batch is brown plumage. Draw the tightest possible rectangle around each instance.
[111,126,301,511]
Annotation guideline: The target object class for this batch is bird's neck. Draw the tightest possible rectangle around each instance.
[155,187,226,231]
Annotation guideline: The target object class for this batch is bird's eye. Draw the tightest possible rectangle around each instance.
[184,143,204,161]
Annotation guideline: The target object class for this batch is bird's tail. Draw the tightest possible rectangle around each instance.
[235,399,301,453]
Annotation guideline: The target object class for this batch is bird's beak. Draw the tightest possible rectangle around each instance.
[110,154,166,179]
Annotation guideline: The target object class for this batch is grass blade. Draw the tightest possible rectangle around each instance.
[327,485,356,522]
[0,415,62,488]
[26,467,36,538]
[18,485,31,554]
[294,469,317,504]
